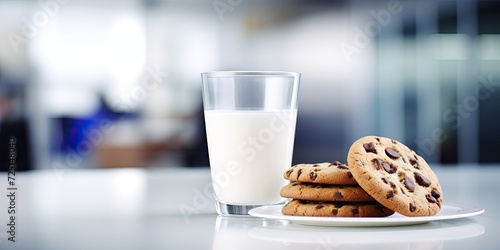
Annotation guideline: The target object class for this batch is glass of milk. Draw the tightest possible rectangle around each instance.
[201,71,300,216]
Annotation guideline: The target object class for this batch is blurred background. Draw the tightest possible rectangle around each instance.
[0,0,499,171]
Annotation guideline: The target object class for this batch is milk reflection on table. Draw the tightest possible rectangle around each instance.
[212,216,287,250]
[205,110,297,205]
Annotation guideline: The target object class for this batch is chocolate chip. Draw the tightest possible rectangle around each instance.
[375,137,380,142]
[315,204,324,209]
[352,208,359,216]
[296,169,303,178]
[372,158,383,170]
[386,191,394,199]
[332,209,338,215]
[409,203,416,212]
[403,177,415,192]
[385,148,401,159]
[431,189,441,199]
[391,140,397,144]
[426,194,437,203]
[313,164,319,167]
[285,169,293,177]
[382,162,398,174]
[331,161,342,166]
[347,171,353,179]
[410,156,421,169]
[333,192,344,199]
[415,172,431,187]
[363,142,377,153]
[309,171,318,181]
[381,177,389,184]
[337,164,348,170]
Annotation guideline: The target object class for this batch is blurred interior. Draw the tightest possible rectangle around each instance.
[0,0,499,171]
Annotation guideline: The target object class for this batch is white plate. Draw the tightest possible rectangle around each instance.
[248,203,484,227]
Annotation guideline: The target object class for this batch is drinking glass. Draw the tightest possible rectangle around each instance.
[201,71,300,215]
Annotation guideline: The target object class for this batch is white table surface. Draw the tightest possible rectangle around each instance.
[0,164,498,250]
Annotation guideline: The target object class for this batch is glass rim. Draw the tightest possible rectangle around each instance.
[201,71,300,77]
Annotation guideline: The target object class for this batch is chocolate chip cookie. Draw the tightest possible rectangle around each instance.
[282,199,395,217]
[280,182,375,202]
[283,161,357,185]
[347,136,443,216]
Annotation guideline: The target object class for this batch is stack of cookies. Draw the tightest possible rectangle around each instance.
[280,161,395,217]
[280,136,444,217]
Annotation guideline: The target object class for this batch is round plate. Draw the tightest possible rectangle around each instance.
[248,203,484,227]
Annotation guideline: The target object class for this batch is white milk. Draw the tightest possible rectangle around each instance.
[204,110,297,205]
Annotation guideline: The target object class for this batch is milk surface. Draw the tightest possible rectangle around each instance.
[204,110,297,205]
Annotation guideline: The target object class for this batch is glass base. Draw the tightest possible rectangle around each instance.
[215,201,284,216]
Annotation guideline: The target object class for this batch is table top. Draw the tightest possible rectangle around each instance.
[0,164,498,250]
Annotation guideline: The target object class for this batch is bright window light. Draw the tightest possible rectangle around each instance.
[106,16,146,83]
